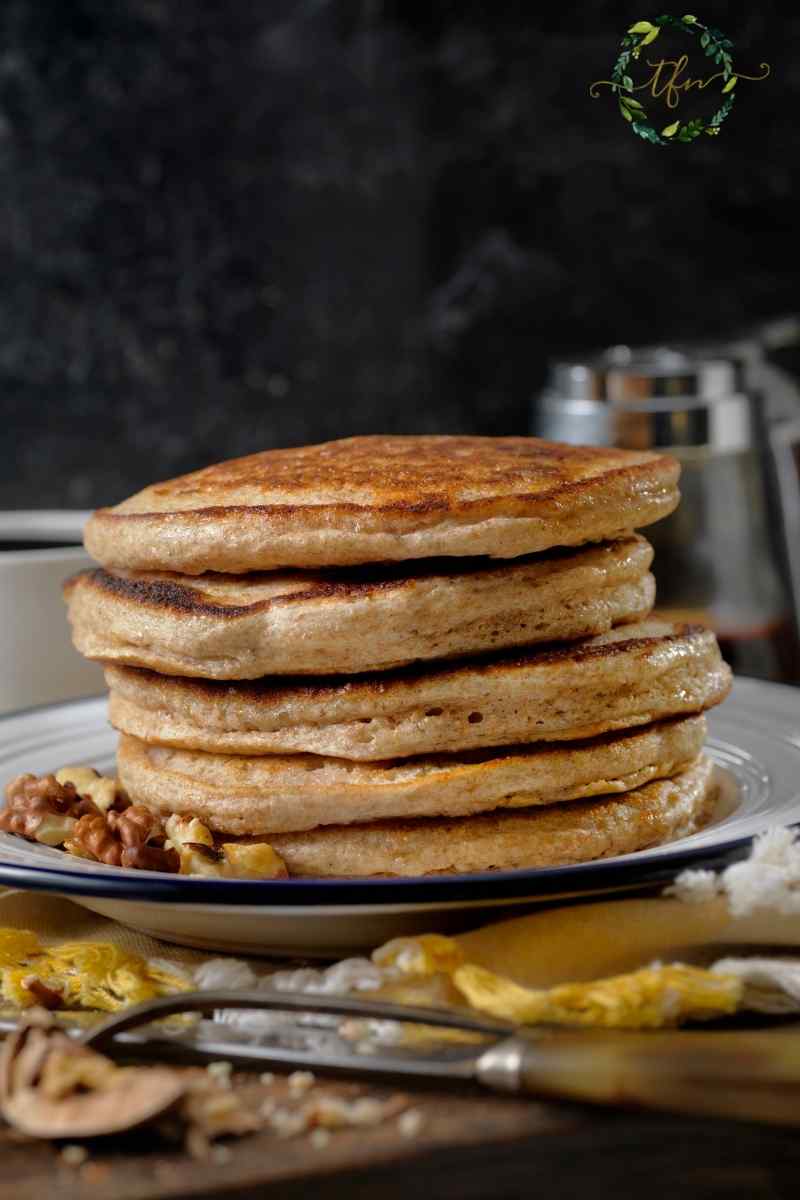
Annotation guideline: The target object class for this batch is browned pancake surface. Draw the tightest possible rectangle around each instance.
[104,620,732,759]
[84,435,680,572]
[263,757,718,877]
[115,717,709,835]
[65,537,656,677]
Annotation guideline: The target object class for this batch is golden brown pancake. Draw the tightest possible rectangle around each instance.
[263,757,717,876]
[105,621,731,761]
[115,717,707,835]
[84,436,680,573]
[66,536,655,678]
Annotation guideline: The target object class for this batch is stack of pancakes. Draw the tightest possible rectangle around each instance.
[65,436,731,877]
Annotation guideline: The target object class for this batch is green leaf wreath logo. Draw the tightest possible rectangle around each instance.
[589,14,770,146]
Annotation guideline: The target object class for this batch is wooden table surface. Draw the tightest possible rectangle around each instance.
[2,1070,798,1200]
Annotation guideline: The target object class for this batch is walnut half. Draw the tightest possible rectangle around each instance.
[0,774,81,846]
[0,768,129,849]
[66,808,180,873]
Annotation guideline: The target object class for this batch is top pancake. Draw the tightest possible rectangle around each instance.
[84,436,680,573]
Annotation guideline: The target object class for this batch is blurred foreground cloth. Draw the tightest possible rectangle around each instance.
[0,887,210,969]
[2,824,800,1031]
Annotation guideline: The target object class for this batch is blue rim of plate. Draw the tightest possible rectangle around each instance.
[0,693,778,907]
[0,831,757,906]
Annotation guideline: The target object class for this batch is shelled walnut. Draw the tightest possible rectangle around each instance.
[0,767,133,850]
[67,808,179,873]
[2,766,288,879]
[0,774,86,846]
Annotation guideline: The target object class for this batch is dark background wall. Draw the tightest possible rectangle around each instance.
[1,0,797,508]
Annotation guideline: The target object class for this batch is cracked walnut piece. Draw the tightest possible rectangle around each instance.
[0,1009,186,1140]
[55,766,118,813]
[165,814,288,879]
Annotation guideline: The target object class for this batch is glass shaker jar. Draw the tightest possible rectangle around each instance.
[531,345,797,682]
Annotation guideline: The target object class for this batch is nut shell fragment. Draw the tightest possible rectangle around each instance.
[0,1011,185,1138]
[4,1066,186,1139]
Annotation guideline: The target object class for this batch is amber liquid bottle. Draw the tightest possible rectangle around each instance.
[648,446,799,683]
[532,346,799,683]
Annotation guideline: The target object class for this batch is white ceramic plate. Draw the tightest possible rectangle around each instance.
[0,680,798,957]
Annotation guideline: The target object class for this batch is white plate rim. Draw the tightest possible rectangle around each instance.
[0,680,798,909]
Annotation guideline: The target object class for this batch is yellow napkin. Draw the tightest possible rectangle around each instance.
[0,889,204,1018]
[0,888,207,966]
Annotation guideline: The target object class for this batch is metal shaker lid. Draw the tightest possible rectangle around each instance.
[541,345,753,452]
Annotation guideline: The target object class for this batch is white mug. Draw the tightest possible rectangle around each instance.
[0,512,105,715]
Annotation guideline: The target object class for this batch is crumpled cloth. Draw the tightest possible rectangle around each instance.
[2,825,800,1031]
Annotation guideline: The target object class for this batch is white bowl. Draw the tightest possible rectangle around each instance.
[0,512,105,714]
